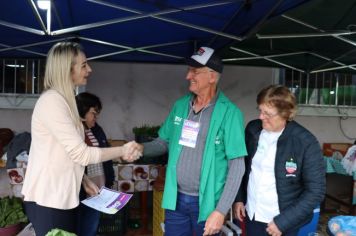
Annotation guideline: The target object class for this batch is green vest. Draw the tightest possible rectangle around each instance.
[159,92,247,221]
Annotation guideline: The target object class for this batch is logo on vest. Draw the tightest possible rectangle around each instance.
[215,136,221,144]
[174,116,182,125]
[285,157,297,177]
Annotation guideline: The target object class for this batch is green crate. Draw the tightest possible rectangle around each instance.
[297,88,314,104]
[337,85,356,106]
[321,88,336,105]
[322,85,356,106]
[97,207,128,236]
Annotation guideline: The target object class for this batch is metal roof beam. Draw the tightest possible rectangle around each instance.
[257,31,356,39]
[308,52,356,73]
[52,0,64,29]
[256,15,356,72]
[79,37,187,60]
[208,1,246,45]
[229,46,305,73]
[87,0,234,15]
[310,64,356,73]
[244,0,284,39]
[0,37,74,53]
[308,52,356,71]
[27,0,48,34]
[51,0,242,41]
[0,20,45,35]
[281,15,356,47]
[81,0,242,41]
[0,43,46,56]
[223,51,308,61]
[309,48,356,72]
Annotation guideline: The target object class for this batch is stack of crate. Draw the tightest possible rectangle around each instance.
[153,189,164,236]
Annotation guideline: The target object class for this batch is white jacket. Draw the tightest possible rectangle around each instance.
[22,89,102,209]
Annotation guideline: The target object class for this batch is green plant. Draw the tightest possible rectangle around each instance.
[132,125,160,138]
[0,196,27,227]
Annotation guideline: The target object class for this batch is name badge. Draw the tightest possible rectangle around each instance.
[178,119,200,148]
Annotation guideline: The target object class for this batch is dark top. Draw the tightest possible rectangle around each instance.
[91,124,115,188]
[235,119,326,233]
[79,123,114,200]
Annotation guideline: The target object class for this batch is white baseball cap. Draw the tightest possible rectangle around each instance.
[186,46,223,73]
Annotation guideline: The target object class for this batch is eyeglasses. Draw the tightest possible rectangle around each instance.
[90,110,100,117]
[257,108,279,119]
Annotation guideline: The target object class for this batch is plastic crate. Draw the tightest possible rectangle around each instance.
[153,189,165,236]
[297,88,313,104]
[97,207,128,236]
[297,207,320,236]
[322,86,356,106]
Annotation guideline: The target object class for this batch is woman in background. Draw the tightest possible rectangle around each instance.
[234,85,326,236]
[22,42,141,236]
[76,92,115,236]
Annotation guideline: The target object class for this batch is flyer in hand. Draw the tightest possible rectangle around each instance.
[81,187,133,214]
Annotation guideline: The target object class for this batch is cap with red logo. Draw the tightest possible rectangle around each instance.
[186,46,223,73]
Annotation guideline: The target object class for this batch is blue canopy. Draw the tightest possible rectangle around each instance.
[0,0,309,64]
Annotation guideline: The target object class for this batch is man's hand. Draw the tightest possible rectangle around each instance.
[137,143,144,154]
[203,210,225,236]
[266,221,282,236]
[233,202,246,222]
[82,175,99,197]
[121,141,142,162]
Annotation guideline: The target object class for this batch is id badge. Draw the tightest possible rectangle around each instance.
[178,119,200,148]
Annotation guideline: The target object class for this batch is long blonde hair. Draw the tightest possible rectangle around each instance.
[44,42,83,128]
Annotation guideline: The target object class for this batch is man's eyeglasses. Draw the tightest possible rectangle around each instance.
[187,68,213,76]
[257,108,279,119]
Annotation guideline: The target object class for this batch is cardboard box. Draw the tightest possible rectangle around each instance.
[118,180,134,192]
[114,164,160,192]
[7,168,25,185]
[323,143,352,157]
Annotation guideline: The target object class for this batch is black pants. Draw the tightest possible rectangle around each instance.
[24,201,78,236]
[245,216,299,236]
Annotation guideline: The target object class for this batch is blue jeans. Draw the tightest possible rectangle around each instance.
[164,192,217,236]
[77,203,101,236]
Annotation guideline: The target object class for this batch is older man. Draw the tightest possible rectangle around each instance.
[141,46,247,236]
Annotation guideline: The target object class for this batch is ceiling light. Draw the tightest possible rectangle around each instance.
[37,0,51,10]
[6,64,25,68]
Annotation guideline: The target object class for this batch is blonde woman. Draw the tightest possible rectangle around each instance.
[22,42,141,236]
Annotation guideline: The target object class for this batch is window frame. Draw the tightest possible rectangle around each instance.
[0,58,45,109]
[277,68,356,117]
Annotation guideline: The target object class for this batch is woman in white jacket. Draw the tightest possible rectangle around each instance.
[22,42,141,236]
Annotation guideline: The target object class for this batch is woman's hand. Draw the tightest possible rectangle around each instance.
[82,175,99,197]
[266,221,282,236]
[233,202,246,222]
[121,141,142,162]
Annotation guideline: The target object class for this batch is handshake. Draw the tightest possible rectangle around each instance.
[120,141,144,162]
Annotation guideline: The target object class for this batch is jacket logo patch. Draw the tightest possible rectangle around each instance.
[285,157,297,177]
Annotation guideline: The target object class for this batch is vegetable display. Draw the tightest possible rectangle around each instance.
[0,196,27,227]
